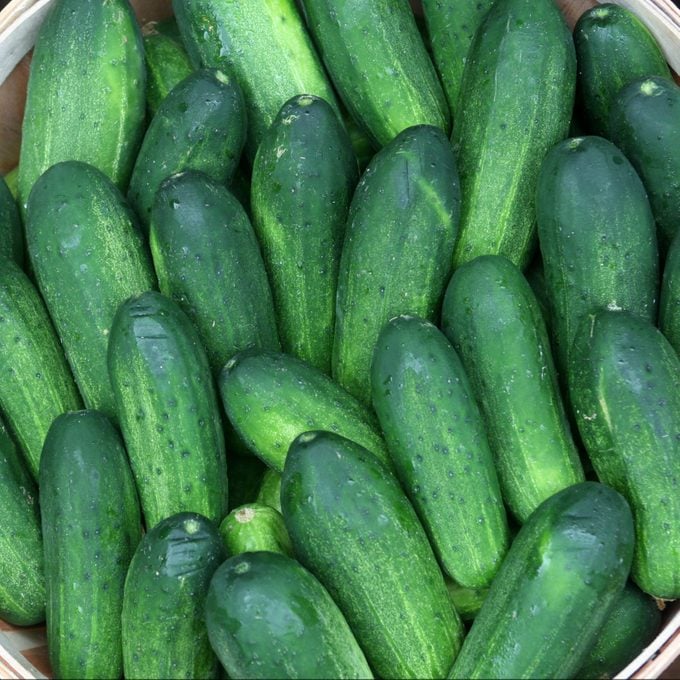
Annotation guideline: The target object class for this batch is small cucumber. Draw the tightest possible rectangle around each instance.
[0,176,23,266]
[257,469,283,513]
[445,580,488,622]
[219,503,293,557]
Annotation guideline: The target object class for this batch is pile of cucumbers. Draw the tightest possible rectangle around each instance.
[1,0,679,677]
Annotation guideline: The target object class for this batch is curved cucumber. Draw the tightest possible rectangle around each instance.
[219,503,292,557]
[257,469,282,513]
[660,230,680,355]
[0,176,23,265]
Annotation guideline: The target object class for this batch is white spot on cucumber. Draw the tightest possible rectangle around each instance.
[640,79,662,97]
[234,561,250,575]
[297,95,315,106]
[282,114,299,125]
[276,145,287,159]
[183,518,201,535]
[567,137,585,150]
[236,507,256,523]
[213,70,231,86]
[591,6,611,18]
[298,432,318,445]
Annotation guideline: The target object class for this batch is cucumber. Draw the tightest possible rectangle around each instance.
[18,0,146,211]
[451,0,575,270]
[333,125,460,405]
[150,171,280,374]
[536,136,659,374]
[0,416,44,626]
[206,551,373,679]
[26,161,156,420]
[570,310,680,599]
[4,167,18,200]
[445,580,487,622]
[0,256,82,478]
[0,176,23,265]
[300,0,449,146]
[257,469,282,513]
[173,0,339,158]
[108,291,228,528]
[609,76,680,249]
[441,255,584,523]
[660,230,680,355]
[128,69,246,229]
[574,3,671,137]
[219,349,390,473]
[449,482,635,679]
[39,411,142,679]
[122,513,225,680]
[371,315,509,588]
[219,503,293,557]
[281,430,464,679]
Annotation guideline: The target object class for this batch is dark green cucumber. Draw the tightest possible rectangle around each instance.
[219,349,390,473]
[252,95,358,373]
[570,310,680,598]
[300,0,449,146]
[449,482,634,679]
[206,551,373,679]
[108,291,228,528]
[173,0,339,158]
[129,69,246,229]
[18,0,146,211]
[122,512,225,680]
[451,0,575,270]
[0,257,81,477]
[0,176,23,265]
[333,125,460,404]
[282,431,463,679]
[40,411,142,679]
[257,469,282,513]
[442,255,584,523]
[371,315,509,588]
[0,416,44,626]
[574,3,671,137]
[609,76,680,249]
[445,580,487,622]
[219,503,292,557]
[150,171,280,374]
[26,161,156,420]
[660,229,680,355]
[536,136,659,374]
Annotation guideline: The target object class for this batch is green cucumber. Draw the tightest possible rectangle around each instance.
[300,0,449,146]
[451,0,575,270]
[0,176,23,265]
[449,482,634,679]
[219,503,292,557]
[18,0,146,211]
[660,230,680,355]
[108,291,228,528]
[333,125,460,405]
[219,349,390,473]
[441,255,584,523]
[4,167,18,200]
[536,136,659,374]
[0,257,82,478]
[371,315,509,587]
[26,161,156,420]
[574,3,671,137]
[252,94,358,373]
[281,430,464,679]
[257,469,282,513]
[445,580,487,622]
[122,513,225,679]
[570,310,680,598]
[150,171,280,374]
[129,69,246,229]
[40,411,142,679]
[206,551,373,679]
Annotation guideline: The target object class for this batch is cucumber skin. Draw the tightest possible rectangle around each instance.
[0,257,82,478]
[574,4,671,137]
[129,69,246,229]
[108,291,228,529]
[251,95,358,374]
[281,431,464,679]
[570,311,680,599]
[536,136,659,374]
[122,513,225,680]
[219,503,293,557]
[442,255,584,523]
[660,230,680,356]
[206,551,373,680]
[0,177,23,266]
[18,0,146,211]
[39,411,142,679]
[371,315,509,588]
[150,171,280,375]
[26,161,156,421]
[257,469,283,513]
[333,125,460,405]
[445,580,487,622]
[449,482,634,679]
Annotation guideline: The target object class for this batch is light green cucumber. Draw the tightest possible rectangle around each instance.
[257,469,282,513]
[219,503,292,557]
[445,580,488,622]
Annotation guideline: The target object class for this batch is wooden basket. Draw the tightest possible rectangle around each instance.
[0,0,678,678]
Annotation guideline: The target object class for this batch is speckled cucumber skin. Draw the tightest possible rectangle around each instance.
[660,230,680,355]
[40,411,142,679]
[122,513,225,680]
[371,315,509,588]
[570,311,680,599]
[108,291,228,528]
[206,551,373,679]
[251,95,358,374]
[0,177,23,266]
[449,482,635,679]
[257,469,283,512]
[333,125,460,405]
[282,431,464,679]
[219,503,292,557]
[26,161,156,421]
